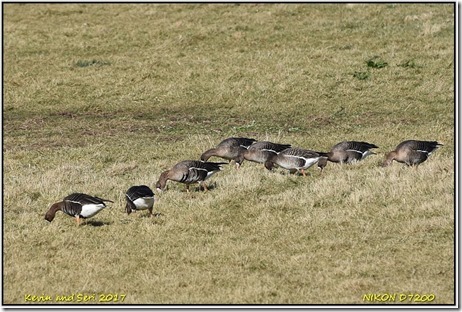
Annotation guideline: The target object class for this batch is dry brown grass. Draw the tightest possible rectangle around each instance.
[3,3,455,305]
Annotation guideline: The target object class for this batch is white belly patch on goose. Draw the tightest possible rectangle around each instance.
[133,197,154,209]
[79,203,106,218]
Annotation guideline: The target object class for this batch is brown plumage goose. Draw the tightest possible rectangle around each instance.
[265,147,328,176]
[325,141,378,163]
[45,193,113,225]
[383,140,442,167]
[200,137,256,168]
[242,141,291,165]
[316,141,378,171]
[156,160,226,192]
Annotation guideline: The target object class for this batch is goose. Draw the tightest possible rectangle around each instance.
[45,193,113,225]
[156,160,226,192]
[200,137,256,168]
[324,141,379,163]
[242,141,291,165]
[125,185,155,216]
[383,140,443,167]
[265,147,328,176]
[316,141,378,171]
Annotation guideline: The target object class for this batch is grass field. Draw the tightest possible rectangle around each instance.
[3,3,455,305]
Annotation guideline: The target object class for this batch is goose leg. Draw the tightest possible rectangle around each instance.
[76,216,81,226]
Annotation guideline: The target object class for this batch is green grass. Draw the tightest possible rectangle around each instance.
[3,3,455,305]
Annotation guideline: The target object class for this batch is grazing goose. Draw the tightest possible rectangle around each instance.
[156,160,226,192]
[200,137,256,168]
[45,193,113,225]
[316,141,378,171]
[242,141,292,165]
[125,185,155,216]
[383,140,443,167]
[265,147,328,176]
[324,141,379,164]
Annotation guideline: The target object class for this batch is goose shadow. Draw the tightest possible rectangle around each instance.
[196,182,219,192]
[83,220,111,227]
[138,212,164,218]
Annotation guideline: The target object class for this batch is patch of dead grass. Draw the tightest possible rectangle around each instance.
[3,3,454,305]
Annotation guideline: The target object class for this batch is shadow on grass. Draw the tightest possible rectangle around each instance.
[168,182,221,193]
[82,220,111,227]
[138,212,165,218]
[119,213,165,225]
[195,182,219,192]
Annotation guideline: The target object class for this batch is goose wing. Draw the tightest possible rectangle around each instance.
[334,141,378,153]
[178,161,225,183]
[60,199,83,217]
[233,137,257,148]
[250,141,291,153]
[277,148,321,168]
[126,185,154,201]
[281,148,320,158]
[218,137,256,149]
[400,140,442,155]
[64,193,112,205]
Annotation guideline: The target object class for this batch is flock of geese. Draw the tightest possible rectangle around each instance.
[44,138,442,225]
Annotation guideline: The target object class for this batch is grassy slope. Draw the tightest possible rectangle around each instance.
[3,3,454,304]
